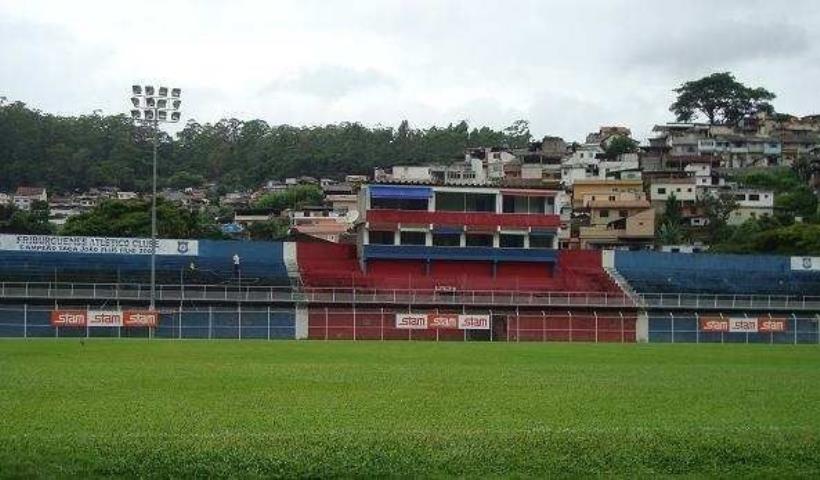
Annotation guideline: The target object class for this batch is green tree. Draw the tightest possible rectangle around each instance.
[254,185,324,211]
[0,202,53,234]
[697,191,738,242]
[603,136,637,159]
[61,199,222,239]
[246,218,290,241]
[670,72,776,124]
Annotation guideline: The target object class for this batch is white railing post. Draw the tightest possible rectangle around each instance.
[23,304,27,338]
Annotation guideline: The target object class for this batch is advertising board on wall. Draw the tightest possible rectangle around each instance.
[395,313,491,330]
[51,310,159,327]
[0,234,198,256]
[699,316,787,333]
[791,256,820,271]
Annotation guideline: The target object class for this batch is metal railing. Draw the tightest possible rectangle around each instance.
[1,281,817,311]
[0,281,633,308]
[640,293,820,311]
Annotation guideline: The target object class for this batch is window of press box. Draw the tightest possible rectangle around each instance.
[529,235,553,249]
[432,233,461,247]
[502,195,546,214]
[499,233,525,248]
[436,191,496,212]
[465,233,494,247]
[370,197,428,210]
[369,231,395,245]
[400,231,427,245]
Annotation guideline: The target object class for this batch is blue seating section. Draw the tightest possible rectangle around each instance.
[0,240,290,285]
[647,312,819,344]
[615,251,820,296]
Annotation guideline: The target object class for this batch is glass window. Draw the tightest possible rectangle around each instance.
[369,231,394,245]
[499,234,524,248]
[435,192,464,211]
[618,210,628,218]
[599,209,610,218]
[529,235,553,249]
[432,233,461,247]
[370,197,428,210]
[400,231,426,245]
[749,194,760,201]
[657,188,666,194]
[502,196,546,214]
[465,233,493,247]
[465,193,496,212]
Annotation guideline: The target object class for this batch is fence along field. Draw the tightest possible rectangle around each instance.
[1,341,819,477]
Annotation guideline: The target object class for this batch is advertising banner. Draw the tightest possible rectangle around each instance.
[791,256,820,271]
[759,317,788,332]
[87,310,124,327]
[729,317,758,333]
[0,234,198,256]
[396,313,428,329]
[458,314,491,330]
[428,314,459,329]
[123,311,160,327]
[699,317,729,332]
[50,310,87,327]
[50,309,160,327]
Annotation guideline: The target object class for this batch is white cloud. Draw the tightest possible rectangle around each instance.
[1,0,818,142]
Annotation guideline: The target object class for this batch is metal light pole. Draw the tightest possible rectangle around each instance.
[130,85,182,311]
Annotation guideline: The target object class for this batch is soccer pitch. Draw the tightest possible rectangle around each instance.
[1,341,819,478]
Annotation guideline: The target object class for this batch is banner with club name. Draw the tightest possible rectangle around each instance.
[51,310,159,327]
[396,313,490,330]
[699,316,787,333]
[0,234,198,256]
[791,256,820,271]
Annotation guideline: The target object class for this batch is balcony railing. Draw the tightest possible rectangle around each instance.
[366,209,560,229]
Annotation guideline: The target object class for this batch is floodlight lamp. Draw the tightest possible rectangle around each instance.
[144,85,155,96]
[144,110,155,120]
[170,112,181,122]
[131,97,140,108]
[131,109,142,120]
[171,88,181,98]
[157,99,167,109]
[132,85,142,95]
[158,110,167,121]
[158,86,168,97]
[145,97,156,108]
[172,100,181,110]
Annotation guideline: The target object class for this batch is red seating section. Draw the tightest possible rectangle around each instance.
[296,241,622,294]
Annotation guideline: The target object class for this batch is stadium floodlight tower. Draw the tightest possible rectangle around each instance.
[129,85,182,312]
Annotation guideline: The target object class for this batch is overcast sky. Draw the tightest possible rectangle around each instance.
[1,0,818,142]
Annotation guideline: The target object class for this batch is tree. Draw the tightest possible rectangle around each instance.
[61,199,224,239]
[603,136,637,159]
[254,185,324,211]
[246,218,290,241]
[0,202,53,234]
[697,191,739,242]
[670,72,776,125]
[660,193,683,226]
[657,221,683,245]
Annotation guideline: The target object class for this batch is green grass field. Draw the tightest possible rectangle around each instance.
[1,341,820,478]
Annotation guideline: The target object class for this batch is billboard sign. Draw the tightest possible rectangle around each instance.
[729,317,758,333]
[759,317,788,332]
[428,314,459,329]
[458,314,491,330]
[50,309,159,327]
[396,313,428,329]
[0,234,198,256]
[50,310,87,327]
[123,311,160,327]
[87,310,124,327]
[791,256,820,271]
[699,317,729,332]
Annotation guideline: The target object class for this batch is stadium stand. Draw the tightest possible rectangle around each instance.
[296,241,621,293]
[614,251,820,297]
[0,240,292,285]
